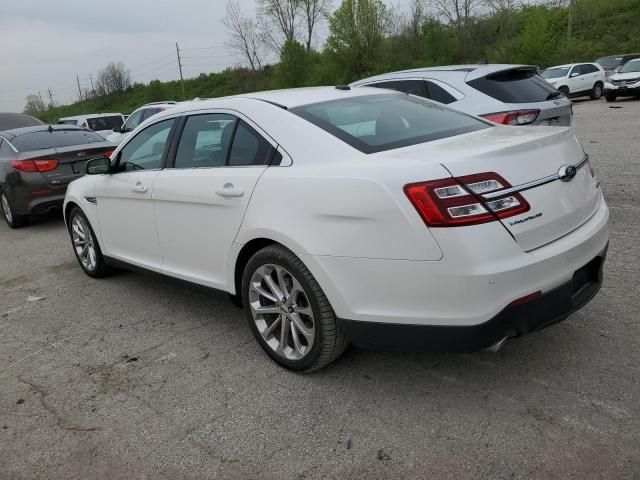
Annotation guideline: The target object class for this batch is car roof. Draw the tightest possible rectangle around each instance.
[1,124,86,140]
[59,113,123,121]
[351,64,537,85]
[163,86,390,114]
[0,112,44,131]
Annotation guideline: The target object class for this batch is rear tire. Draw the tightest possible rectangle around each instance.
[241,244,348,372]
[605,93,617,102]
[67,207,111,278]
[590,82,603,100]
[0,190,29,229]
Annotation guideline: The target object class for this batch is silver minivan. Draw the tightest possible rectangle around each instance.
[351,64,573,126]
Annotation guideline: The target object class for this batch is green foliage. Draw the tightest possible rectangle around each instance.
[30,0,640,122]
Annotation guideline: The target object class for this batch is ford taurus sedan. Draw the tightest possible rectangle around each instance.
[63,87,609,372]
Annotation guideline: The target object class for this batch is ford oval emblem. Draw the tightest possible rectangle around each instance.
[558,164,577,182]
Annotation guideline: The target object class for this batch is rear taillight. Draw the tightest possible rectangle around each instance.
[104,150,114,158]
[10,159,59,173]
[481,110,540,126]
[404,173,530,227]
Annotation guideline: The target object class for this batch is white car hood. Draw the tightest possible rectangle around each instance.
[610,71,640,81]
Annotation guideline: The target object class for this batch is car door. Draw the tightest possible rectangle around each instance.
[94,117,177,268]
[152,112,273,289]
[570,65,589,93]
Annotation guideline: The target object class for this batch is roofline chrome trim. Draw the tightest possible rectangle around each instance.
[482,155,589,200]
[0,135,19,153]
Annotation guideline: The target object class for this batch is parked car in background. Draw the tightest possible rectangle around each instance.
[106,101,178,145]
[0,112,43,131]
[58,113,125,139]
[0,125,115,228]
[604,58,640,102]
[64,87,607,372]
[352,64,572,127]
[540,63,605,100]
[595,53,640,78]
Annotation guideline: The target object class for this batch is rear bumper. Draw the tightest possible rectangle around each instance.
[3,179,66,215]
[339,245,607,352]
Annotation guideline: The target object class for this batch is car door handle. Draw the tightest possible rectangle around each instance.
[131,182,148,193]
[215,183,244,198]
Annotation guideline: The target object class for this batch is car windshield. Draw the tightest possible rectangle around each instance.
[290,93,488,154]
[11,129,105,151]
[596,56,623,69]
[618,60,640,74]
[87,116,123,131]
[541,68,570,79]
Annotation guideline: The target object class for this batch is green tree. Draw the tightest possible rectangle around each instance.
[326,0,390,82]
[275,40,313,87]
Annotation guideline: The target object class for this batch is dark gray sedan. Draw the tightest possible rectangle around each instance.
[0,125,115,228]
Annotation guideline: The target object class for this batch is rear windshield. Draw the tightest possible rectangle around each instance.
[467,68,557,103]
[87,116,123,131]
[290,94,488,154]
[596,56,623,69]
[541,67,570,79]
[11,129,105,151]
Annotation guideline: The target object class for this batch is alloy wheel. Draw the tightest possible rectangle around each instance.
[71,215,97,271]
[1,193,12,224]
[248,264,316,361]
[594,84,602,99]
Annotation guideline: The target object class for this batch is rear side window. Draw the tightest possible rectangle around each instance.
[425,81,456,104]
[291,93,488,154]
[467,68,557,103]
[174,114,236,168]
[581,64,599,74]
[372,80,428,99]
[228,121,272,166]
[11,129,104,151]
[87,116,124,131]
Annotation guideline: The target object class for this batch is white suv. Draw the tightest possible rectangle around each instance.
[105,101,178,144]
[58,113,125,139]
[541,63,606,100]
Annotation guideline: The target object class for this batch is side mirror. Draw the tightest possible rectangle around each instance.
[113,125,122,133]
[86,157,111,175]
[570,72,580,78]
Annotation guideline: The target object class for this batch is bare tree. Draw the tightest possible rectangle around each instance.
[299,0,332,51]
[257,0,301,52]
[223,1,264,71]
[431,0,482,31]
[96,61,132,96]
[23,94,46,116]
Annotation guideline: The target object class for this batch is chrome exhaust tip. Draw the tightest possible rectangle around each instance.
[485,337,509,353]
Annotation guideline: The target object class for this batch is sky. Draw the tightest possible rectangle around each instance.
[0,0,268,112]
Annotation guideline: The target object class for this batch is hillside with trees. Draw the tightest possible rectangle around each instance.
[28,0,640,123]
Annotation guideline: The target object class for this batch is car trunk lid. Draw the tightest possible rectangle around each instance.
[436,126,600,251]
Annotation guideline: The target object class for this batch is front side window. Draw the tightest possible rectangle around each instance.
[291,93,488,154]
[117,119,175,171]
[570,65,583,76]
[123,110,144,132]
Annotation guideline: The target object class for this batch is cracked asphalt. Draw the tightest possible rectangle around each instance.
[1,98,639,479]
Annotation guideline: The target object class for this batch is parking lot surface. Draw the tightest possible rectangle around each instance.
[1,99,639,480]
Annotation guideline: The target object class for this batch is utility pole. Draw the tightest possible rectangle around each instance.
[89,73,96,96]
[567,0,575,38]
[176,42,186,99]
[47,88,54,108]
[38,91,45,111]
[76,74,83,102]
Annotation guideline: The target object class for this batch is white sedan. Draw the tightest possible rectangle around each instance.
[64,87,609,372]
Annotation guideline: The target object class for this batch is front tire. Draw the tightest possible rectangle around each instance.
[241,244,348,372]
[1,190,29,229]
[605,93,617,102]
[590,82,603,100]
[67,207,111,278]
[558,86,570,97]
